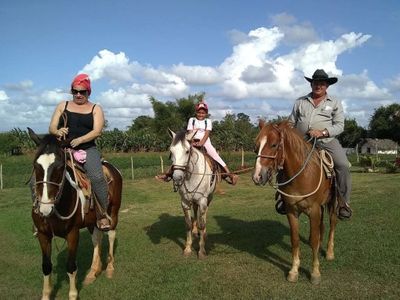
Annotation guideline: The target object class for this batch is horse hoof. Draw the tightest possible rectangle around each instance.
[183,249,192,257]
[326,253,335,261]
[198,251,207,260]
[287,271,298,283]
[83,275,97,286]
[311,274,321,285]
[69,292,78,300]
[105,267,114,279]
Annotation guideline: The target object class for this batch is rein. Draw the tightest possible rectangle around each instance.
[33,148,80,220]
[54,149,80,220]
[273,154,324,199]
[172,145,209,196]
[34,150,68,206]
[257,126,325,199]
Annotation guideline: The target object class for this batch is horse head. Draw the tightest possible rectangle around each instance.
[28,128,69,217]
[168,128,196,186]
[252,120,285,185]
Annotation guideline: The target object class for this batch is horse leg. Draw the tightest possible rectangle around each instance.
[192,203,199,236]
[319,206,325,250]
[37,232,52,300]
[309,206,322,285]
[326,203,337,261]
[66,230,79,300]
[83,227,103,285]
[105,229,116,278]
[286,213,300,283]
[182,207,193,256]
[197,199,208,259]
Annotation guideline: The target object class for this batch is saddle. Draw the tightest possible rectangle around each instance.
[66,155,112,215]
[192,141,220,187]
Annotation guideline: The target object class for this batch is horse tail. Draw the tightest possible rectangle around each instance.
[326,174,338,214]
[102,161,123,228]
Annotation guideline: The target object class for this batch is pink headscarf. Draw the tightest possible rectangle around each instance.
[71,74,91,95]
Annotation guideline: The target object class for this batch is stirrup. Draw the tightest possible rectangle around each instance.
[275,193,286,215]
[96,217,111,231]
[338,204,352,220]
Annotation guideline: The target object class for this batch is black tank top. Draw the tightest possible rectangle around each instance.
[60,101,97,150]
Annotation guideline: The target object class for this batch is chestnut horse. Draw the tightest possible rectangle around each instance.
[252,120,338,284]
[28,128,122,300]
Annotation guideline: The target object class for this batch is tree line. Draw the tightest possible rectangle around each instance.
[0,94,399,155]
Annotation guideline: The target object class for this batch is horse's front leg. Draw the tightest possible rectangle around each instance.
[192,203,199,236]
[197,198,209,259]
[182,204,193,256]
[83,228,103,285]
[37,232,52,300]
[66,229,79,300]
[286,212,300,283]
[105,229,116,278]
[326,202,337,261]
[309,206,322,285]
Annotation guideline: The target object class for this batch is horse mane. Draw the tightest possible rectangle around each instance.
[277,120,319,165]
[33,134,62,162]
[172,129,187,146]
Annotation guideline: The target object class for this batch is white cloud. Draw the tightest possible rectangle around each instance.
[80,49,134,82]
[171,64,222,85]
[269,13,318,46]
[385,74,400,93]
[4,80,33,91]
[0,90,9,101]
[1,19,397,132]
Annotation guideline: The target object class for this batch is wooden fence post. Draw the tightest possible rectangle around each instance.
[241,147,244,168]
[0,164,3,190]
[130,156,134,180]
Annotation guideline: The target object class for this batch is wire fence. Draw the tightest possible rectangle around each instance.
[0,151,257,189]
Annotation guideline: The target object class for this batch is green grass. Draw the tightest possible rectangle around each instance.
[0,155,399,299]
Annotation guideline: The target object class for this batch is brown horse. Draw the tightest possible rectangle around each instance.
[28,128,122,299]
[252,120,338,284]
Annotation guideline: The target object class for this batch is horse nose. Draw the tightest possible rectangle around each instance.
[172,171,184,185]
[39,204,54,217]
[252,173,262,185]
[252,169,268,186]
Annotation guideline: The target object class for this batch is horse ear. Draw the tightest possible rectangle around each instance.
[27,127,41,146]
[168,128,175,138]
[258,119,266,129]
[186,130,197,142]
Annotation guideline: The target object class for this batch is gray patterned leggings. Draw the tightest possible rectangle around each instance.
[83,147,109,210]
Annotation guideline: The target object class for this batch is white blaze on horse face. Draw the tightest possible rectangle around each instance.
[37,153,56,216]
[170,140,189,181]
[253,136,267,182]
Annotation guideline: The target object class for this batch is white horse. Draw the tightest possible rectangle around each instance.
[168,129,217,259]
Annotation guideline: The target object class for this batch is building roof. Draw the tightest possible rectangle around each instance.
[360,138,399,150]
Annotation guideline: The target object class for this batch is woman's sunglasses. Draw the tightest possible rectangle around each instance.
[71,89,88,96]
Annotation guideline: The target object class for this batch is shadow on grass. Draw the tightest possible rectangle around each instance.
[145,212,312,278]
[144,213,185,249]
[211,215,307,276]
[51,229,118,298]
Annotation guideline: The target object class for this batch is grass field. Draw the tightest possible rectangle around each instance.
[0,153,399,299]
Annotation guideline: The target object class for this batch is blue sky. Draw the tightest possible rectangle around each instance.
[1,0,399,132]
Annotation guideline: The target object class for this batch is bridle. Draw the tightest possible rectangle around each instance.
[33,147,81,220]
[34,149,68,206]
[171,142,209,195]
[256,124,321,197]
[256,124,286,171]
